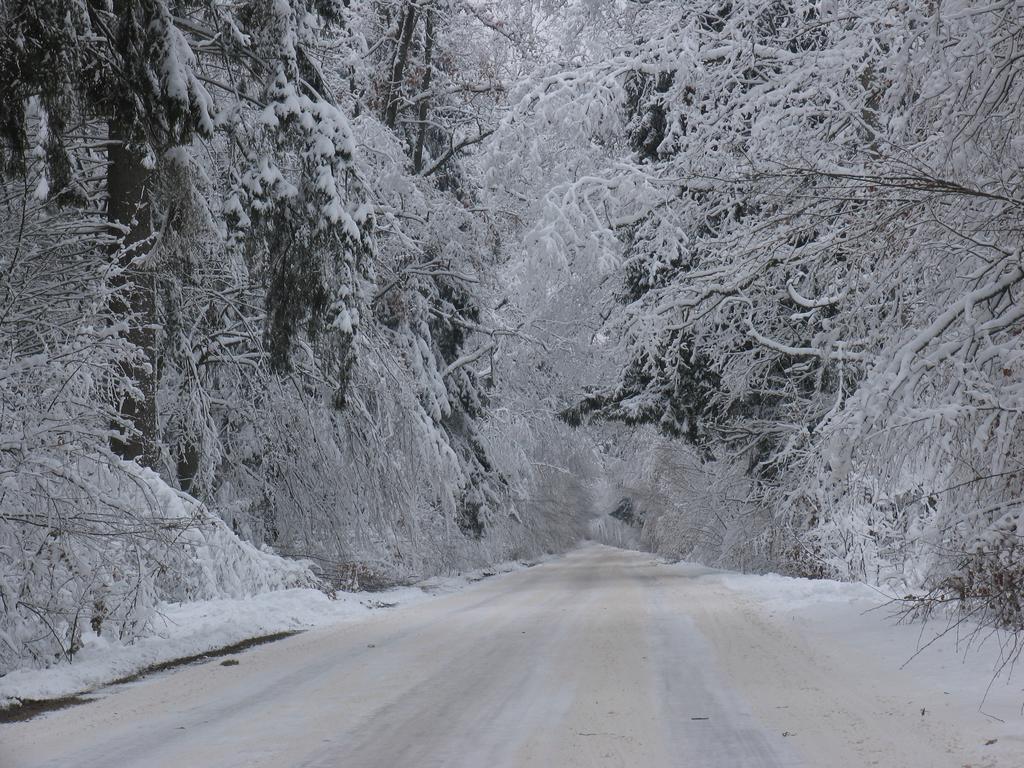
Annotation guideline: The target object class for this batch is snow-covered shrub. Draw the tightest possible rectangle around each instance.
[0,459,318,675]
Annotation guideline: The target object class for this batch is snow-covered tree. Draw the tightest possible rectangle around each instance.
[0,0,603,674]
[496,0,1024,625]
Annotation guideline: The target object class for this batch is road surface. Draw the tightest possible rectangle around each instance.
[0,546,995,767]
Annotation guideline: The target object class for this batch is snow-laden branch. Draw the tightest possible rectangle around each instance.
[443,343,494,378]
[786,283,847,310]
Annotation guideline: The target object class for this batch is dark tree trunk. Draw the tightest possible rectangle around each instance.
[384,3,418,129]
[107,103,159,467]
[413,8,435,174]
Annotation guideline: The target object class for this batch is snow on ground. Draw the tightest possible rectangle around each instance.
[9,544,1023,768]
[6,545,1024,767]
[706,568,1024,766]
[0,559,537,710]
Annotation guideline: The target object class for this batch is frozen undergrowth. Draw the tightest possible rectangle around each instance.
[0,460,321,678]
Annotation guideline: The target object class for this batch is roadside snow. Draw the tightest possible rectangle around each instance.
[0,560,536,710]
[708,568,1024,766]
[715,571,889,608]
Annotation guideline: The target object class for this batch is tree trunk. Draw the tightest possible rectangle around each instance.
[413,8,435,174]
[107,102,159,467]
[384,3,418,129]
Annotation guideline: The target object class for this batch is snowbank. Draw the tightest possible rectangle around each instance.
[705,565,1024,765]
[714,570,891,608]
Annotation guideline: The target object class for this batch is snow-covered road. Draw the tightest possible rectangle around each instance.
[3,545,1021,767]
